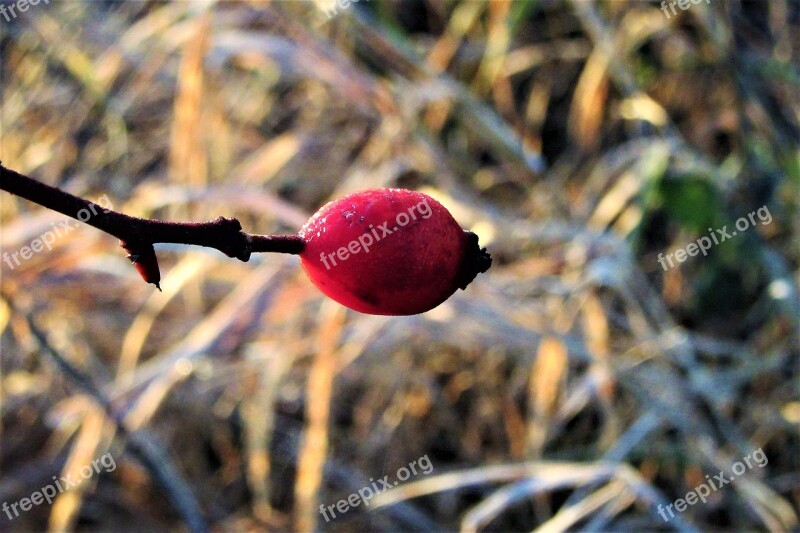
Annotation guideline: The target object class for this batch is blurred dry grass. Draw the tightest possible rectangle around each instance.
[0,0,798,531]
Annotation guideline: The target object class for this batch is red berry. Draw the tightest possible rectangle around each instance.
[298,189,491,315]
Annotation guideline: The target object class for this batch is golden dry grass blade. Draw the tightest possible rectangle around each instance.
[169,13,211,190]
[527,337,568,457]
[532,480,629,533]
[48,406,112,532]
[117,255,213,385]
[114,261,291,429]
[294,300,346,532]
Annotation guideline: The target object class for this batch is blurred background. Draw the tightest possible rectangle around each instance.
[1,0,798,531]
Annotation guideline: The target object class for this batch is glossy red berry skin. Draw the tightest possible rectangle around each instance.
[298,189,490,315]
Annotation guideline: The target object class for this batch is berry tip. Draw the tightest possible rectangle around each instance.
[455,231,492,290]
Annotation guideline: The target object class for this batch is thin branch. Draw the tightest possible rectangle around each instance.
[0,163,304,288]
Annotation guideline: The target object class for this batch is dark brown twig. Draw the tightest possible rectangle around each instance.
[0,163,304,288]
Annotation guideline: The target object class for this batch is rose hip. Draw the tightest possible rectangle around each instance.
[298,189,491,315]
